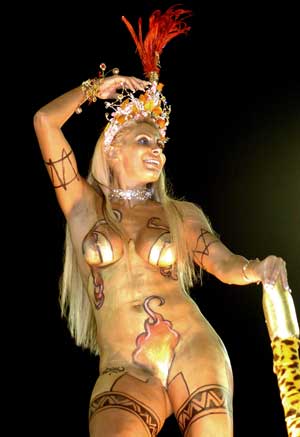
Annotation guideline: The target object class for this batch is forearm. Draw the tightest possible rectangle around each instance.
[33,85,89,211]
[34,85,87,129]
[34,72,149,131]
[215,254,261,286]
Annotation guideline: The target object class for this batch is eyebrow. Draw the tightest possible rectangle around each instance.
[136,133,152,138]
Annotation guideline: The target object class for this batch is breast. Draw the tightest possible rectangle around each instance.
[135,230,176,268]
[82,219,124,267]
[82,216,177,269]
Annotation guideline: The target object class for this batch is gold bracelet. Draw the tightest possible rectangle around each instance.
[242,259,252,282]
[81,78,102,103]
[242,258,260,284]
[75,63,119,115]
[75,78,101,114]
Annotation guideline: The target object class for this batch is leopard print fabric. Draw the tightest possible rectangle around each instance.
[271,337,300,436]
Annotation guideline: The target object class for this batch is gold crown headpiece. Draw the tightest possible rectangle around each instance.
[103,78,170,150]
[103,5,192,150]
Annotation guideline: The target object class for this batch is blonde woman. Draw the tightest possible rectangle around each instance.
[34,5,292,436]
[33,68,289,437]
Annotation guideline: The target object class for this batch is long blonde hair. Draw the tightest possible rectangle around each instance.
[59,120,215,354]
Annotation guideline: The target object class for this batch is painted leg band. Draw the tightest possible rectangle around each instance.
[176,384,233,435]
[89,391,160,437]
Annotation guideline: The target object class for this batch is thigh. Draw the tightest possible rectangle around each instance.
[89,368,171,437]
[167,328,234,436]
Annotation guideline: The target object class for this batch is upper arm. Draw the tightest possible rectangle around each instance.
[34,110,86,217]
[184,214,235,278]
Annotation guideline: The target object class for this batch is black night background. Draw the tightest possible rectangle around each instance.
[23,1,300,435]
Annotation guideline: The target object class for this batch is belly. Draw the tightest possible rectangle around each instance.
[87,252,181,311]
[88,254,226,387]
[95,290,215,386]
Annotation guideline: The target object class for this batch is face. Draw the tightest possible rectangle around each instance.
[111,122,166,188]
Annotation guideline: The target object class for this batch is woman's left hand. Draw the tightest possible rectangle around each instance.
[254,255,290,291]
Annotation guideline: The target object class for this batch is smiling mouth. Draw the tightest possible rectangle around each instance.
[144,159,160,168]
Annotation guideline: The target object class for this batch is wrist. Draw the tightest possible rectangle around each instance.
[75,78,103,114]
[81,77,102,103]
[242,258,261,284]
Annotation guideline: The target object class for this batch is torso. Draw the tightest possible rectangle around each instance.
[71,196,228,389]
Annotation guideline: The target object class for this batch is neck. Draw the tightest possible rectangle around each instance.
[108,186,153,203]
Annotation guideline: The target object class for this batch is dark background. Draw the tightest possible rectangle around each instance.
[25,1,299,436]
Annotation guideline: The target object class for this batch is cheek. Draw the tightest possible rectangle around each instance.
[123,151,143,171]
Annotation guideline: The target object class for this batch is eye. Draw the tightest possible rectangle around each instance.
[136,136,151,146]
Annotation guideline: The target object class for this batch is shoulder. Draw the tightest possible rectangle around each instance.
[68,179,104,221]
[171,200,214,231]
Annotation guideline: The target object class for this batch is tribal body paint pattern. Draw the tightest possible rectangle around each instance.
[176,384,233,435]
[89,391,160,436]
[193,228,219,269]
[44,148,79,190]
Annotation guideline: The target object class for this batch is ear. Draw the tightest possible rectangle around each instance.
[106,145,121,161]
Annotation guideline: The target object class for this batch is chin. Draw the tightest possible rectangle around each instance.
[146,174,160,184]
[148,168,161,178]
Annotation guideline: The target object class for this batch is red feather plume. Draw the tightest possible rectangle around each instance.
[122,4,192,80]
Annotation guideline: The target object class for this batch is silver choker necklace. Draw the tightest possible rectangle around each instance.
[109,187,153,201]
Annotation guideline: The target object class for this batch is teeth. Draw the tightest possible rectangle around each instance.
[145,159,159,165]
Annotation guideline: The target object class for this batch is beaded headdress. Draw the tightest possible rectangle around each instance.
[102,5,192,151]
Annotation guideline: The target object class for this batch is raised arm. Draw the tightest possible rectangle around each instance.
[33,86,89,217]
[33,72,149,218]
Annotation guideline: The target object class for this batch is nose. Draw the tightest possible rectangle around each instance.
[151,146,162,156]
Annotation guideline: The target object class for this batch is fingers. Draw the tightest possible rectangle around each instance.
[97,75,150,99]
[280,260,291,292]
[263,255,277,287]
[262,256,290,291]
[118,76,150,92]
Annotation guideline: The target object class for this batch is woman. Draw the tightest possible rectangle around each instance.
[33,68,290,436]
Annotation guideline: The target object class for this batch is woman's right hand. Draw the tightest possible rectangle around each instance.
[97,74,150,99]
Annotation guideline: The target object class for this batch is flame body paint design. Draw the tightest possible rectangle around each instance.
[133,296,180,386]
[91,265,104,309]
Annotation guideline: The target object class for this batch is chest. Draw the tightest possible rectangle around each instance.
[82,205,176,268]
